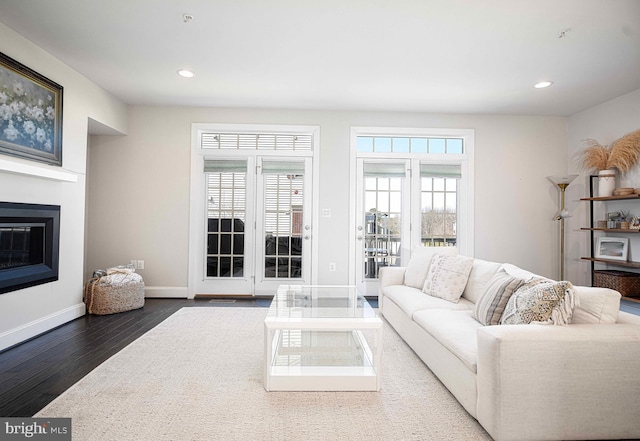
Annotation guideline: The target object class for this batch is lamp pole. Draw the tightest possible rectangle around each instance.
[558,182,569,280]
[547,175,578,281]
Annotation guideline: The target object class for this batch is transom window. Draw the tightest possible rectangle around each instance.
[201,133,312,151]
[357,136,463,154]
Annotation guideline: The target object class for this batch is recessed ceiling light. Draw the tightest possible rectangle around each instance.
[534,81,553,89]
[177,69,194,78]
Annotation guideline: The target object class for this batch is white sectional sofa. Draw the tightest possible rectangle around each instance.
[378,247,640,441]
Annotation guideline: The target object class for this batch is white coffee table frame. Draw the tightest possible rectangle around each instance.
[264,285,383,392]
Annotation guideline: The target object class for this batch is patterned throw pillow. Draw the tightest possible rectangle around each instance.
[422,254,474,303]
[500,279,576,325]
[473,270,525,325]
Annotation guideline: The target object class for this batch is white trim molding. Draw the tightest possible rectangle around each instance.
[144,286,189,298]
[0,158,78,182]
[0,302,85,352]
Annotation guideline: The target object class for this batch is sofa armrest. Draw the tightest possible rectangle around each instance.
[476,324,640,441]
[377,266,406,304]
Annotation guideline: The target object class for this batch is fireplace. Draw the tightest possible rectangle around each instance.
[0,202,60,294]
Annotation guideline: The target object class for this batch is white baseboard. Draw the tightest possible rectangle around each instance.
[0,302,86,352]
[144,286,189,298]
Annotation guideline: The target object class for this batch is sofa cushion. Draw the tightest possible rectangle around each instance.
[382,285,474,318]
[473,270,526,325]
[422,254,474,303]
[413,309,482,373]
[462,259,502,304]
[500,279,576,325]
[403,246,457,289]
[572,286,621,324]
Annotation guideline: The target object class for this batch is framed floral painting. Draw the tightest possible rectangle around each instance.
[0,51,63,166]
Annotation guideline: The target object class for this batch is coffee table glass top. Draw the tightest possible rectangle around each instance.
[266,285,376,320]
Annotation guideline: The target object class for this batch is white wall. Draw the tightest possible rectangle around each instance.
[0,22,127,350]
[88,106,568,293]
[567,88,640,286]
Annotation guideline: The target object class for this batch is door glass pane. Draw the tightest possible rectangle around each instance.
[263,171,304,279]
[363,176,402,279]
[206,170,246,277]
[421,177,457,247]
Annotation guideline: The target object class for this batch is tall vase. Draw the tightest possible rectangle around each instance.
[597,169,616,197]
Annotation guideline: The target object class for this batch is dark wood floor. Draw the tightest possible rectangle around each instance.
[0,298,269,417]
[1,297,636,418]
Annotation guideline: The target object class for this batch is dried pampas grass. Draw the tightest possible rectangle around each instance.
[578,129,640,174]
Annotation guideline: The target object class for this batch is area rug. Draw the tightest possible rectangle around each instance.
[36,307,490,441]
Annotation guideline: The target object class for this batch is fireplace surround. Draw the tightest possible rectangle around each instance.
[0,202,60,294]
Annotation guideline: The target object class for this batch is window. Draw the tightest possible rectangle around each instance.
[201,133,312,151]
[204,160,247,278]
[350,127,473,290]
[420,164,461,247]
[357,136,464,154]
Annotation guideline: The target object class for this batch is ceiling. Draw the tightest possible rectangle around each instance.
[1,0,639,116]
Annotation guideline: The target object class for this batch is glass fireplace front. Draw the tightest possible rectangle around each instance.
[0,202,60,294]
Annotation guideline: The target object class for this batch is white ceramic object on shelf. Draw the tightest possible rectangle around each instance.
[597,169,616,197]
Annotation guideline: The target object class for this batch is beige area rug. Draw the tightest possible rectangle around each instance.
[36,307,491,441]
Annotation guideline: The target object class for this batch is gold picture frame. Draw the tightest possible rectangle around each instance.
[0,51,63,166]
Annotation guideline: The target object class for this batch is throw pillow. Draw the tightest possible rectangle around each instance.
[422,254,474,303]
[473,270,526,325]
[500,279,576,325]
[403,246,458,289]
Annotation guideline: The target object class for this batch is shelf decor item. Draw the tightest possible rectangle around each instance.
[631,216,640,230]
[593,270,640,298]
[0,51,63,166]
[595,237,629,261]
[578,129,640,197]
[547,174,578,280]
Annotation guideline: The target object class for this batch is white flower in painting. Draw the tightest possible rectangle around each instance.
[46,106,55,120]
[23,120,36,135]
[0,104,11,121]
[44,139,52,151]
[9,101,21,114]
[4,121,19,141]
[13,82,25,96]
[33,108,45,122]
[36,127,46,143]
[0,91,7,104]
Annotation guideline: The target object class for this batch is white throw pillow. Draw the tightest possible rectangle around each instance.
[422,254,474,303]
[403,246,458,289]
[571,286,620,324]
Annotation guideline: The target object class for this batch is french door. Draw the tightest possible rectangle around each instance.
[191,156,313,296]
[355,159,411,296]
[254,158,313,295]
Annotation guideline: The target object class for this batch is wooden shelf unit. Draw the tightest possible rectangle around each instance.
[582,176,640,299]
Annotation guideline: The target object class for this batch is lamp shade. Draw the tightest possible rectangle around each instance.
[547,175,578,186]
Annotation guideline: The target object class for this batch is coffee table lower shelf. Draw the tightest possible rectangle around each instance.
[264,328,381,392]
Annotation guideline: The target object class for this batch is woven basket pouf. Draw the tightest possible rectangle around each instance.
[84,269,145,315]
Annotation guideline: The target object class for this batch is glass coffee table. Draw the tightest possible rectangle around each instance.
[264,285,383,391]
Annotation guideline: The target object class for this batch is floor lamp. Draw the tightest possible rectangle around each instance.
[547,175,578,280]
